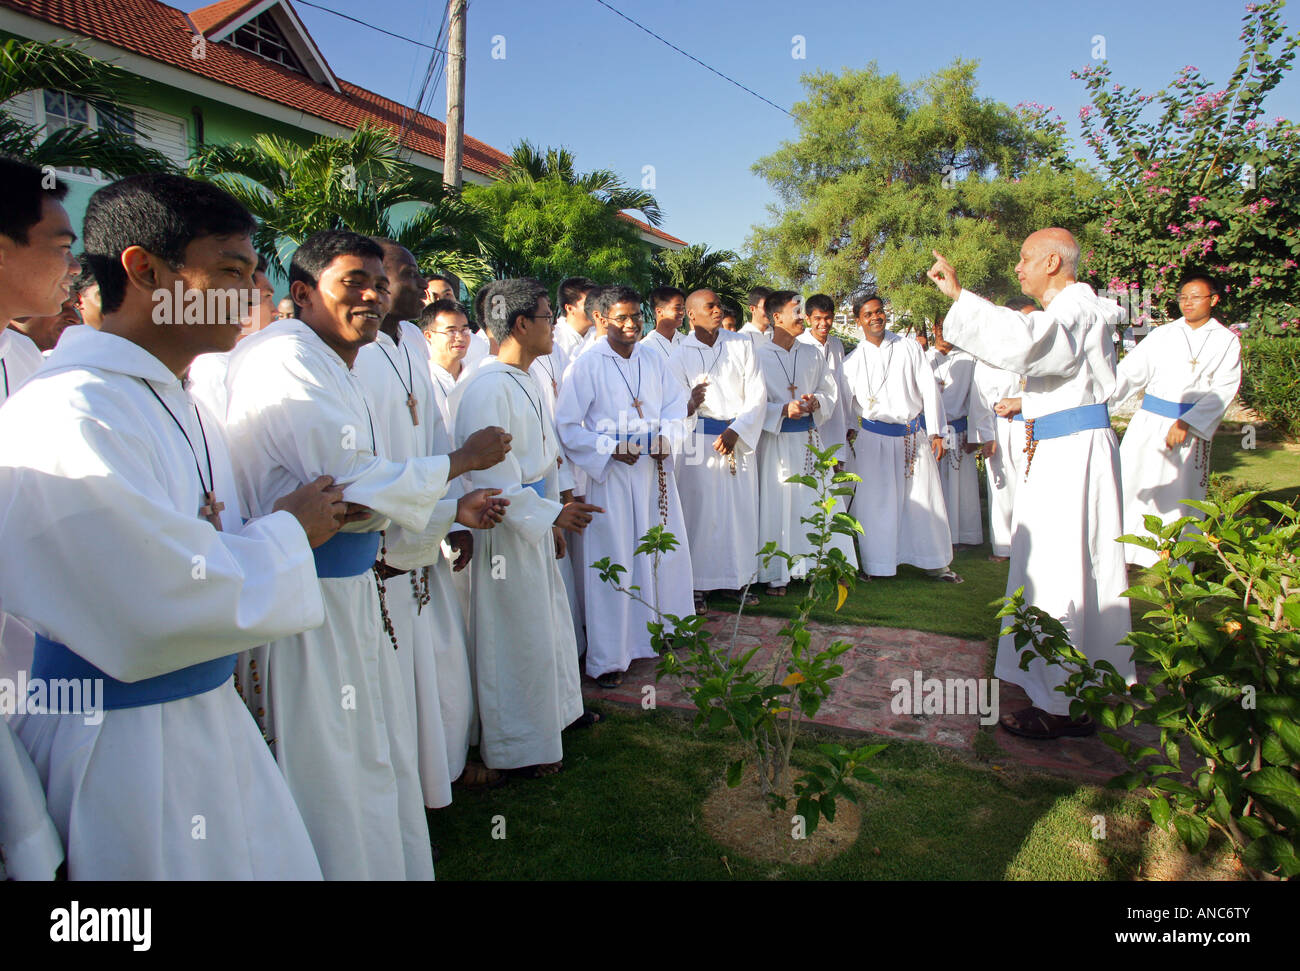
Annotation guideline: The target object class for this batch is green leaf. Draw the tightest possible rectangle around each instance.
[725,759,744,788]
[1172,812,1210,853]
[1148,795,1172,830]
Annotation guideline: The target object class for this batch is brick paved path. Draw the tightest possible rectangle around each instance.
[582,609,1150,782]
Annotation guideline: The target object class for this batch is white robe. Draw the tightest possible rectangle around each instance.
[666,330,767,591]
[453,360,583,768]
[739,321,770,348]
[797,331,852,463]
[0,716,62,880]
[226,318,449,880]
[969,362,1026,558]
[0,328,44,405]
[556,341,695,676]
[552,317,594,365]
[355,324,470,807]
[0,326,324,879]
[640,328,683,363]
[187,350,231,419]
[1111,318,1241,567]
[842,332,951,575]
[943,284,1133,716]
[754,337,850,584]
[931,348,983,545]
[465,328,491,369]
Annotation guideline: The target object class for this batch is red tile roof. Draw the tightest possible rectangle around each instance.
[2,0,689,245]
[0,0,511,178]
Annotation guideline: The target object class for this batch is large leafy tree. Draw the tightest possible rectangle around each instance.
[189,123,495,284]
[502,139,663,227]
[0,39,174,177]
[1073,0,1299,336]
[747,60,1103,327]
[465,176,653,293]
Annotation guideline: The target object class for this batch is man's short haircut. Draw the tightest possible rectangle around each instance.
[1177,271,1220,295]
[805,293,835,317]
[747,285,772,308]
[289,230,384,293]
[426,272,453,287]
[472,281,497,332]
[1003,297,1038,312]
[763,289,799,318]
[852,291,884,318]
[483,278,548,345]
[0,156,68,246]
[721,301,740,321]
[83,173,256,314]
[648,286,685,311]
[71,258,97,295]
[1038,231,1079,276]
[557,276,598,313]
[420,298,469,331]
[589,284,642,320]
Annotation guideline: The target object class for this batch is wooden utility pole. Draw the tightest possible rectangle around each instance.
[444,0,466,192]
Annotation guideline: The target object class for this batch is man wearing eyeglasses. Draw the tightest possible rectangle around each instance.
[1110,273,1241,567]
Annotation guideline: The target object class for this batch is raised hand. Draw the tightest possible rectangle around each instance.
[450,426,512,478]
[927,250,961,300]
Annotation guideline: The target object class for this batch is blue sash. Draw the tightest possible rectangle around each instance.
[1028,403,1111,441]
[1140,394,1195,419]
[611,431,653,452]
[949,415,968,434]
[698,416,733,435]
[522,479,545,497]
[860,413,926,438]
[313,530,383,579]
[31,633,236,711]
[779,414,814,433]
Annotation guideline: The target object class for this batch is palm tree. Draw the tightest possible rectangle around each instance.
[502,139,663,228]
[189,123,496,285]
[651,243,759,310]
[0,39,173,177]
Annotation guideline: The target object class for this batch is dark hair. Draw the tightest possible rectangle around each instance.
[71,257,97,295]
[746,286,772,308]
[648,286,685,311]
[1177,271,1220,295]
[289,230,384,292]
[0,156,68,246]
[483,278,548,345]
[472,281,498,331]
[721,302,740,320]
[1002,298,1038,312]
[804,293,835,317]
[851,291,884,318]
[255,252,268,275]
[420,298,469,331]
[763,289,798,318]
[589,284,642,319]
[557,276,598,314]
[82,173,256,313]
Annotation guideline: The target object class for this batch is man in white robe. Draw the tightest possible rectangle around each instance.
[454,278,601,773]
[842,294,956,580]
[1111,275,1241,567]
[739,285,773,348]
[355,241,484,805]
[969,356,1027,561]
[1,173,350,879]
[556,285,694,686]
[929,320,983,547]
[641,286,686,360]
[186,253,277,419]
[930,229,1132,739]
[666,289,766,608]
[797,294,852,466]
[754,290,845,592]
[225,231,510,879]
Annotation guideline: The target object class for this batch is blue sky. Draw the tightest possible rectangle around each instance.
[188,0,1299,254]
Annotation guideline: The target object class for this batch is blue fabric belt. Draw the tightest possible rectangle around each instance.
[698,416,733,435]
[860,413,926,438]
[522,479,545,497]
[611,431,653,451]
[31,633,235,711]
[1028,403,1111,441]
[779,414,814,433]
[1140,394,1195,419]
[1010,413,1025,422]
[950,415,968,434]
[313,530,383,579]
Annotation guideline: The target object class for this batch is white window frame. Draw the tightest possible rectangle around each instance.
[35,90,139,185]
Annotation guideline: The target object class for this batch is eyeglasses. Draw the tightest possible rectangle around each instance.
[433,326,471,338]
[606,312,645,325]
[525,312,556,323]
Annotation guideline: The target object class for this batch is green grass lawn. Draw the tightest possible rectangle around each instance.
[430,708,1173,881]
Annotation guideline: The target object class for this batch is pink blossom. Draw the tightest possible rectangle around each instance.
[1246,3,1259,12]
[1188,195,1207,212]
[1168,223,1184,236]
[1246,119,1258,133]
[1108,277,1126,292]
[1129,282,1139,290]
[1251,276,1263,287]
[1285,259,1297,268]
[1206,220,1221,230]
[1079,105,1094,120]
[1156,186,1171,195]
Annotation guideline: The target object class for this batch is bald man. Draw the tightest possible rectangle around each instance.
[929,229,1131,741]
[665,289,767,610]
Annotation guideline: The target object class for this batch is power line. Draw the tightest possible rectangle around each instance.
[294,0,450,53]
[592,0,792,117]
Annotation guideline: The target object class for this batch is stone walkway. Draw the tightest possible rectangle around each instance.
[582,609,1150,783]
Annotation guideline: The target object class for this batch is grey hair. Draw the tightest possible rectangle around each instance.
[483,277,548,346]
[1039,229,1079,276]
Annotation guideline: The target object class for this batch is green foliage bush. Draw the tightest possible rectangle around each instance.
[999,493,1300,878]
[1240,337,1300,440]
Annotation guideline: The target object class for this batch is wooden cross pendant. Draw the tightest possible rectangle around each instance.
[787,383,798,399]
[1189,358,1198,366]
[631,398,644,417]
[201,490,225,531]
[406,393,420,426]
[550,377,558,395]
[868,396,878,408]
